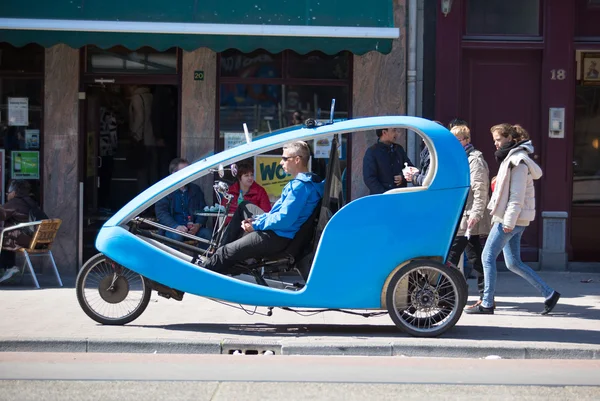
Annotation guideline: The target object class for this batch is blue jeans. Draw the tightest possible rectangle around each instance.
[166,227,213,249]
[482,223,554,308]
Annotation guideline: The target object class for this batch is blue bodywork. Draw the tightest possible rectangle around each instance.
[96,116,470,309]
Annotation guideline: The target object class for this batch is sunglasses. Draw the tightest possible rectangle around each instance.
[281,155,299,161]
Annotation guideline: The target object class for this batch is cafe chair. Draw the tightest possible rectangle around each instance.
[0,219,63,289]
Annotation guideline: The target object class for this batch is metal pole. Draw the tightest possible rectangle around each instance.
[406,0,419,166]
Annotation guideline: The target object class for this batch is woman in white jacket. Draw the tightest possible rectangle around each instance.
[465,124,560,315]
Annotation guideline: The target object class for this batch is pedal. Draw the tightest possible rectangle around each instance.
[152,282,185,301]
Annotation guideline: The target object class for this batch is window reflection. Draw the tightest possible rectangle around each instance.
[218,49,351,201]
[466,0,540,36]
[573,86,600,205]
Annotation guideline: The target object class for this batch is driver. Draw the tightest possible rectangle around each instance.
[202,141,324,274]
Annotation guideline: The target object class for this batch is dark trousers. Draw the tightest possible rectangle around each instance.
[206,202,288,274]
[220,201,264,246]
[0,250,16,270]
[447,235,485,299]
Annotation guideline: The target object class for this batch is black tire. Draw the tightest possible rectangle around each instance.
[76,253,151,325]
[386,259,467,337]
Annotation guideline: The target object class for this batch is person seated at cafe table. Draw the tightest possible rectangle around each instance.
[155,158,212,245]
[221,162,271,225]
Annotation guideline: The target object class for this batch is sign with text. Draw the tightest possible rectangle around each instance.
[8,97,29,126]
[254,154,311,202]
[254,154,290,202]
[11,150,40,180]
[223,132,246,150]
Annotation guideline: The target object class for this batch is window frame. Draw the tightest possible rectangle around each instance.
[0,67,45,206]
[216,49,354,199]
[463,0,544,40]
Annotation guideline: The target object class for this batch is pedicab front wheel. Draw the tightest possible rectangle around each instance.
[386,259,467,337]
[76,253,152,325]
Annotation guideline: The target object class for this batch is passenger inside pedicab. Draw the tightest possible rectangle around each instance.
[133,133,344,284]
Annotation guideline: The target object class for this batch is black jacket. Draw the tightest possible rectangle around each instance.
[363,141,414,195]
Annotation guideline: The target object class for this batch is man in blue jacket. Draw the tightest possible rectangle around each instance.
[203,141,324,274]
[363,128,414,195]
[155,158,212,244]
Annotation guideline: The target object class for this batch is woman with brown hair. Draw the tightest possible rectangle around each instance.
[465,124,560,315]
[222,162,271,225]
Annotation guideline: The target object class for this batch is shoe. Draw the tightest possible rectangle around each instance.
[541,291,560,315]
[0,266,19,283]
[464,304,494,315]
[466,299,496,310]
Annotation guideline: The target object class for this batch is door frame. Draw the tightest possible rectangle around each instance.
[77,47,183,267]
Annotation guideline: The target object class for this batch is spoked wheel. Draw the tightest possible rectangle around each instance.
[76,253,151,325]
[386,259,467,337]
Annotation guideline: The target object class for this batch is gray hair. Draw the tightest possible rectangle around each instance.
[169,157,189,174]
[283,141,311,163]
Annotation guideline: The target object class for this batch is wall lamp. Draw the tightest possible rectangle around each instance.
[441,0,454,17]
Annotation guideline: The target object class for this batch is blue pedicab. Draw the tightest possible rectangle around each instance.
[75,116,470,337]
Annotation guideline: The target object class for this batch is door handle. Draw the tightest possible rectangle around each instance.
[98,156,102,168]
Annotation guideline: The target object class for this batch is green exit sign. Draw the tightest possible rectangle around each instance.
[194,71,204,81]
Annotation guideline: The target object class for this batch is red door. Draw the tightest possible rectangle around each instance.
[461,49,542,260]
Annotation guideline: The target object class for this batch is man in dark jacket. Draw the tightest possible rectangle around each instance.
[155,158,212,244]
[363,128,414,195]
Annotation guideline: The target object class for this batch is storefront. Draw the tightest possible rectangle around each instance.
[0,0,405,273]
[434,0,600,266]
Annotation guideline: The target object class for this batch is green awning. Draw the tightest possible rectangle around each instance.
[0,0,397,54]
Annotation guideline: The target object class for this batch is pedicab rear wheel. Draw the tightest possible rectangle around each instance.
[76,253,151,325]
[386,259,467,337]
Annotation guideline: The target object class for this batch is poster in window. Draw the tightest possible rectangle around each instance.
[583,54,600,83]
[11,151,40,180]
[25,129,40,149]
[8,97,29,126]
[254,154,311,203]
[223,132,247,150]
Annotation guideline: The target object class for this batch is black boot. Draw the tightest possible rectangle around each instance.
[541,291,560,315]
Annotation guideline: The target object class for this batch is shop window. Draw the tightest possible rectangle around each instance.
[573,85,600,206]
[0,78,44,202]
[466,0,540,36]
[0,43,45,73]
[86,46,177,74]
[218,50,351,200]
[287,51,351,80]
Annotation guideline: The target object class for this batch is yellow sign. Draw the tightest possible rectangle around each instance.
[254,154,291,203]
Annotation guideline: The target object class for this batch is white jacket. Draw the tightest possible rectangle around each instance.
[488,141,543,229]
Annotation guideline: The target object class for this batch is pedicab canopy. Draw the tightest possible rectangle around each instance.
[93,116,469,312]
[0,0,398,55]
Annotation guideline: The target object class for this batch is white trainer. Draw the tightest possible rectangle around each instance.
[0,266,19,283]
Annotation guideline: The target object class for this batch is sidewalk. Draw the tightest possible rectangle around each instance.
[1,271,599,359]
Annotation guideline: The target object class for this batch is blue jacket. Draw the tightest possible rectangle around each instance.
[363,140,414,195]
[155,183,208,229]
[252,172,324,239]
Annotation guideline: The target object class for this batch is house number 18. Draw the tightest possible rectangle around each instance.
[550,69,566,80]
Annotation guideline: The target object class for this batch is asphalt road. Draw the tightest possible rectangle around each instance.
[0,353,599,400]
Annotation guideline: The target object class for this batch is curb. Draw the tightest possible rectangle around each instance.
[1,338,599,359]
